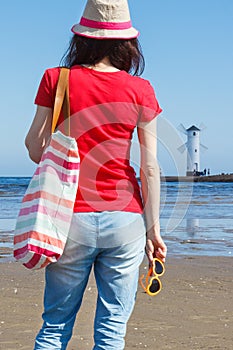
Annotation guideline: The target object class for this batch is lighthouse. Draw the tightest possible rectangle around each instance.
[178,124,207,176]
[186,125,200,176]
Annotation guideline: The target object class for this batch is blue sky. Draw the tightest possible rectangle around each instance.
[0,0,232,176]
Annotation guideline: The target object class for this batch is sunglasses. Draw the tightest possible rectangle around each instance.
[139,258,165,296]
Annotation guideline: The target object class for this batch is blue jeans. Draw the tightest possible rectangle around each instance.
[34,211,146,350]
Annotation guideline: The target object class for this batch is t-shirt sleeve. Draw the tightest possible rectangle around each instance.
[138,80,162,123]
[34,68,59,108]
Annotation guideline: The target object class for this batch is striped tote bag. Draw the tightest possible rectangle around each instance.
[13,68,80,269]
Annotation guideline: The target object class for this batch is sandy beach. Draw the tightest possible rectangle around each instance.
[0,256,232,350]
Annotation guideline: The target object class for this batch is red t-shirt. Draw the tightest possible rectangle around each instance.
[35,65,162,213]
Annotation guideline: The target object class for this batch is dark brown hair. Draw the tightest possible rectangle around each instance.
[61,35,145,76]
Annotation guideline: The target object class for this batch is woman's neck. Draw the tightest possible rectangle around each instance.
[82,57,120,72]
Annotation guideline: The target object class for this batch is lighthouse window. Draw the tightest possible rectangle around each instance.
[195,149,197,152]
[193,132,196,136]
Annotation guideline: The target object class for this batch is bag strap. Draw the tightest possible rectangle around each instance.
[51,67,70,134]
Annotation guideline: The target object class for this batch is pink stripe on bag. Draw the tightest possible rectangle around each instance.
[18,204,71,222]
[68,149,79,158]
[14,230,65,248]
[23,253,42,269]
[49,138,79,158]
[80,17,132,30]
[41,151,80,170]
[23,246,61,269]
[22,191,74,208]
[35,164,79,183]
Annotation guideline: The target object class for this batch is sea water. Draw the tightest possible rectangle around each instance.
[160,181,233,256]
[0,177,232,260]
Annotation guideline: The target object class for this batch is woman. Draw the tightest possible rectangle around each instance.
[25,0,167,349]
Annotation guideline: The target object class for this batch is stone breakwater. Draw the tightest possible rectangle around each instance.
[161,173,233,182]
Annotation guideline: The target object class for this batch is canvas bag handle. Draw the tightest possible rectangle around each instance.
[51,68,70,135]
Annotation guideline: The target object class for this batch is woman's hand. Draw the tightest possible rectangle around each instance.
[145,223,167,266]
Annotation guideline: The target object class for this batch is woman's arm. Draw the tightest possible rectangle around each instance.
[25,106,53,164]
[137,118,167,265]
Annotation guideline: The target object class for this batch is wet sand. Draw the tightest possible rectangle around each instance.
[0,256,232,350]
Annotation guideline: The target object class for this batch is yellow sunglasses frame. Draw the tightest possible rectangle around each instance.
[139,258,165,296]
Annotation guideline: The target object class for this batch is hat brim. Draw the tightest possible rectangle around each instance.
[71,24,139,39]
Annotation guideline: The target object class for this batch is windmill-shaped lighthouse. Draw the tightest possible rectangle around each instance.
[178,124,208,176]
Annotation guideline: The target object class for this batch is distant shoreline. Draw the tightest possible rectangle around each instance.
[1,174,233,183]
[161,173,233,182]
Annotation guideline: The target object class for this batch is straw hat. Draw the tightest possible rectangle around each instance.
[71,0,139,39]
